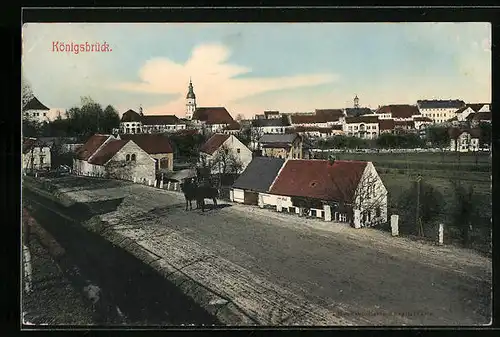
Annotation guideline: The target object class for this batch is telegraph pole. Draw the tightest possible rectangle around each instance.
[415,175,422,236]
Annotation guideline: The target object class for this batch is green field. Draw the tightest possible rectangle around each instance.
[327,151,492,254]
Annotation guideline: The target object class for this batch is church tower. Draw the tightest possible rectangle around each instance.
[186,78,197,120]
[353,94,360,109]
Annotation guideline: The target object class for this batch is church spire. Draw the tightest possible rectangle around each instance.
[186,77,196,99]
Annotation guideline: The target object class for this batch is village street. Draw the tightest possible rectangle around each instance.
[23,176,491,326]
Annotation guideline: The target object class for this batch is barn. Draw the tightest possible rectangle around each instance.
[231,157,285,205]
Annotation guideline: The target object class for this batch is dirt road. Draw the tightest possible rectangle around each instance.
[23,176,492,326]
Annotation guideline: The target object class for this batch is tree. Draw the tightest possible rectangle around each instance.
[449,180,480,248]
[21,75,35,109]
[210,144,244,175]
[102,105,120,134]
[397,179,445,236]
[235,113,244,122]
[478,122,492,148]
[426,126,450,150]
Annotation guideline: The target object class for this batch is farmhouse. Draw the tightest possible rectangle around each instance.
[251,117,291,135]
[222,121,242,135]
[231,157,286,205]
[199,133,253,174]
[259,133,304,159]
[73,134,155,183]
[118,134,174,172]
[265,159,388,228]
[23,138,51,172]
[449,128,481,153]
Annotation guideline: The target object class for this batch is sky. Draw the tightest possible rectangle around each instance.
[22,22,491,119]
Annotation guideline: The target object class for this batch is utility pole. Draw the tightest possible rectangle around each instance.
[415,175,422,236]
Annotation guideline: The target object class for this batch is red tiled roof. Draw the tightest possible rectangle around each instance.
[193,107,235,125]
[413,116,433,122]
[225,121,241,130]
[379,119,395,131]
[89,139,129,165]
[200,134,230,155]
[346,115,379,124]
[270,159,368,202]
[395,120,415,128]
[315,109,344,122]
[119,134,173,154]
[75,134,111,161]
[290,115,318,124]
[141,115,179,125]
[121,109,142,122]
[376,105,420,119]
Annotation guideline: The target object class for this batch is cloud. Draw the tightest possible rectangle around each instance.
[111,43,338,117]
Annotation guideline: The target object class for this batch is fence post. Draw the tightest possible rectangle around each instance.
[276,199,282,212]
[391,214,399,236]
[167,181,171,190]
[324,205,332,221]
[148,179,152,186]
[160,180,164,189]
[229,189,234,202]
[438,223,444,245]
[133,177,137,183]
[154,179,157,187]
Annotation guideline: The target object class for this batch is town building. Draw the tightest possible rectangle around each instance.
[22,138,51,172]
[73,134,155,183]
[374,104,421,121]
[23,97,51,123]
[342,115,380,139]
[119,108,186,134]
[118,134,174,172]
[251,116,291,135]
[191,107,237,134]
[449,128,481,152]
[417,99,466,124]
[259,133,305,159]
[199,134,253,174]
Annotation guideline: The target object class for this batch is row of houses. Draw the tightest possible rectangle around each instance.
[230,157,388,228]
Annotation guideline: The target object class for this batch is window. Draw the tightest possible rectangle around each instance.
[237,148,241,154]
[126,154,130,161]
[131,154,136,161]
[340,214,347,222]
[43,112,47,116]
[376,207,381,217]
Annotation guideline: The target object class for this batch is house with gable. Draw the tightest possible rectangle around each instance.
[23,97,51,123]
[251,116,291,135]
[199,133,253,174]
[118,134,174,172]
[230,157,286,205]
[73,134,156,183]
[262,159,388,228]
[343,115,380,139]
[449,128,481,152]
[119,109,186,134]
[192,107,237,134]
[259,133,306,159]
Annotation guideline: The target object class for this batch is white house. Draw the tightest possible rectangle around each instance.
[199,134,253,174]
[417,99,466,124]
[22,138,51,172]
[343,115,380,139]
[23,97,50,123]
[251,117,291,135]
[255,159,388,228]
[120,109,186,134]
[449,128,481,153]
[73,134,156,183]
[375,104,421,121]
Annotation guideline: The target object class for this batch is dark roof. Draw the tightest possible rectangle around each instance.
[225,121,241,130]
[470,112,491,121]
[379,119,395,131]
[75,134,111,161]
[345,115,379,124]
[193,107,234,125]
[417,99,465,109]
[121,109,142,122]
[259,133,299,145]
[345,108,373,117]
[186,80,196,99]
[141,115,179,125]
[119,134,173,154]
[252,118,290,127]
[269,159,368,202]
[264,110,280,117]
[290,115,319,124]
[89,139,129,165]
[413,116,433,122]
[315,109,344,122]
[232,157,285,193]
[376,105,420,119]
[448,128,481,139]
[200,134,230,155]
[23,97,50,111]
[22,138,47,154]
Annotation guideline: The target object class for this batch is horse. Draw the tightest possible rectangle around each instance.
[180,178,199,211]
[195,184,219,212]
